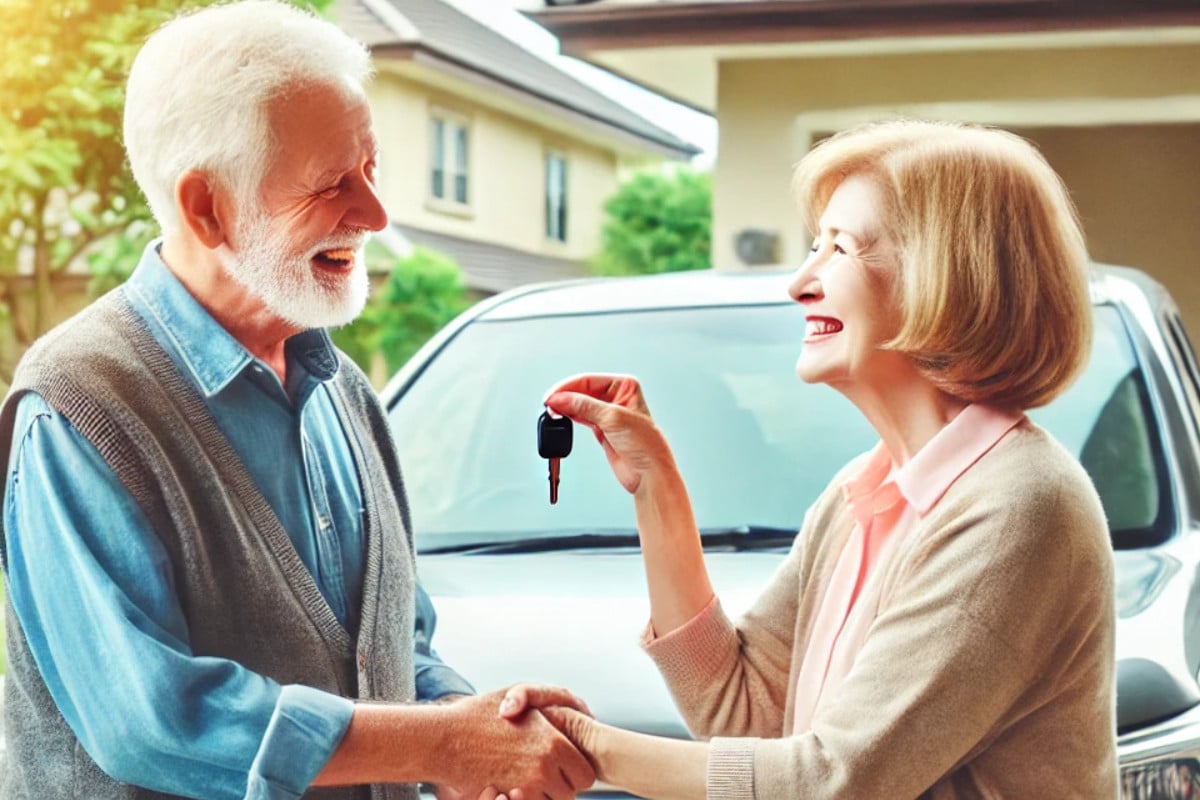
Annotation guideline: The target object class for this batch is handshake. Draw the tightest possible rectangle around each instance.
[427,684,602,800]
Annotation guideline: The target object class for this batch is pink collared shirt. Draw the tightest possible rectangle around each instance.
[791,403,1024,734]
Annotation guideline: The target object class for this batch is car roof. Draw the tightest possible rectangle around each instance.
[473,262,1165,321]
[477,267,796,320]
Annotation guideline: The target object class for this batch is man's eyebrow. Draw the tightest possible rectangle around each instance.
[312,146,379,187]
[312,167,346,187]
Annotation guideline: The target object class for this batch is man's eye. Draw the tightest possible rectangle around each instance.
[318,183,343,200]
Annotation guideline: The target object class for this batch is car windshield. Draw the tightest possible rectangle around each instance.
[388,302,1167,551]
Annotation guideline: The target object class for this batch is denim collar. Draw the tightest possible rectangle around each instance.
[124,240,339,399]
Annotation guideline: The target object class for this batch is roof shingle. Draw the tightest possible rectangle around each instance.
[335,0,700,157]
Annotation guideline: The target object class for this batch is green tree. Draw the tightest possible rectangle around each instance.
[332,245,473,382]
[592,168,712,276]
[0,0,330,384]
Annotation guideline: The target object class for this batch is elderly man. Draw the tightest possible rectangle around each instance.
[0,2,593,799]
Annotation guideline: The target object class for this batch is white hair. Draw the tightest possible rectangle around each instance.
[123,0,374,235]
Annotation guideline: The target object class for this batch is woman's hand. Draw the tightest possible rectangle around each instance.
[543,373,674,494]
[497,685,709,800]
[538,707,603,775]
[497,685,604,784]
[546,374,714,636]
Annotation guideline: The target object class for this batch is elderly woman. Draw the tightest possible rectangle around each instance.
[511,119,1118,799]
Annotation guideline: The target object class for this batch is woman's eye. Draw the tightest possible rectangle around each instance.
[833,243,846,255]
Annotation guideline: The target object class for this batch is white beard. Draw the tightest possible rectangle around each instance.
[218,209,370,329]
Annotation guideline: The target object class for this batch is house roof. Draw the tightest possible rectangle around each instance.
[528,0,1200,112]
[334,0,700,159]
[528,0,1200,49]
[390,223,591,294]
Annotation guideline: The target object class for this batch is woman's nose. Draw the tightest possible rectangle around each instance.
[788,260,823,304]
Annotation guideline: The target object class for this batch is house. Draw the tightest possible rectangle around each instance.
[528,0,1200,329]
[333,0,700,294]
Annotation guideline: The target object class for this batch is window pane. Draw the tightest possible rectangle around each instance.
[556,159,567,240]
[454,125,469,172]
[556,196,567,242]
[430,118,445,198]
[454,174,468,204]
[545,155,567,241]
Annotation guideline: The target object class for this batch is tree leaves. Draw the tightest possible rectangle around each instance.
[0,0,334,372]
[331,245,472,382]
[591,168,712,276]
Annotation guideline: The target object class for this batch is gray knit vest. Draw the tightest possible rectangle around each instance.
[0,289,419,800]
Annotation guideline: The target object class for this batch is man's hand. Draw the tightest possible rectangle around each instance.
[436,688,594,800]
[497,684,592,721]
[433,784,508,800]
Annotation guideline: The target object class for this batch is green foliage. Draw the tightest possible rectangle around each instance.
[0,0,331,380]
[332,245,472,380]
[592,168,712,276]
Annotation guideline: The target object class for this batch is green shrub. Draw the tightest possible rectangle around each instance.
[332,245,472,380]
[592,168,711,276]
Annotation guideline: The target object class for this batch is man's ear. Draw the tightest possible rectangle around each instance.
[175,170,231,249]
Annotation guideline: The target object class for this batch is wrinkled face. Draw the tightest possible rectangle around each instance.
[788,174,909,397]
[219,80,387,329]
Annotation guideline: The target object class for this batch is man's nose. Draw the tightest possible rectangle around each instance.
[350,177,389,233]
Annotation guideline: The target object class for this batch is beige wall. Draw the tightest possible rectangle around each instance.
[712,41,1200,327]
[367,74,618,261]
[1027,123,1200,334]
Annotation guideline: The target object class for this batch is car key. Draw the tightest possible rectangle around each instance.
[537,410,573,504]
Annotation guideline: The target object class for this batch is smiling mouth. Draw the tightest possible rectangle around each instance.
[805,317,843,338]
[313,248,356,270]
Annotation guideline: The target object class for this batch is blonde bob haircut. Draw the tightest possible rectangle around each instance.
[792,119,1092,410]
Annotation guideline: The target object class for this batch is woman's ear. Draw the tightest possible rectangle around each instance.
[175,170,229,249]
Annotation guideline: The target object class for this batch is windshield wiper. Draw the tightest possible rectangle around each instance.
[698,525,797,550]
[421,531,640,556]
[420,525,796,556]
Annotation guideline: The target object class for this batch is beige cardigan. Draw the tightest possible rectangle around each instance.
[645,420,1119,799]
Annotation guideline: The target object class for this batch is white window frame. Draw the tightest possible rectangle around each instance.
[429,108,471,209]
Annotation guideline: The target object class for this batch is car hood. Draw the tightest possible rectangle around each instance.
[419,549,782,737]
[421,546,1199,737]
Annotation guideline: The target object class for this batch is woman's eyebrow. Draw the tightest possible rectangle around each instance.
[817,223,867,243]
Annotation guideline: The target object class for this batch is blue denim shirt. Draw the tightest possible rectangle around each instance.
[3,243,472,799]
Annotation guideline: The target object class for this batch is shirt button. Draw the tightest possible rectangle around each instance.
[358,652,368,670]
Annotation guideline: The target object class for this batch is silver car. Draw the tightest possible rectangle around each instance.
[384,265,1200,800]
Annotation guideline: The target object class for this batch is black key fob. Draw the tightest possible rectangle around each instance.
[537,411,573,459]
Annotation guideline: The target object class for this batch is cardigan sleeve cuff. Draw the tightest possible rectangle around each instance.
[641,594,741,688]
[707,736,759,800]
[640,593,720,649]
